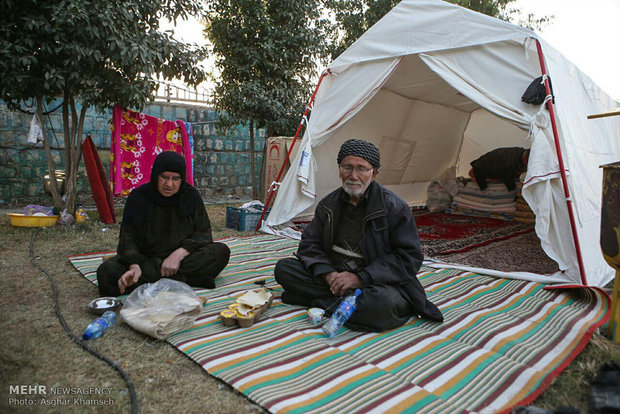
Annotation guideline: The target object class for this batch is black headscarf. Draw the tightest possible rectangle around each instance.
[337,139,381,169]
[122,151,203,227]
[150,150,186,184]
[146,151,188,207]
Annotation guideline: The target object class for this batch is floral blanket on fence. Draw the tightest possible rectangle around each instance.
[111,104,193,196]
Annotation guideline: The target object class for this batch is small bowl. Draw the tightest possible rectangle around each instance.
[308,308,325,325]
[219,309,238,326]
[88,297,122,315]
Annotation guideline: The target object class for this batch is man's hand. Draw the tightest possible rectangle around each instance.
[323,271,362,297]
[161,247,190,277]
[118,264,142,294]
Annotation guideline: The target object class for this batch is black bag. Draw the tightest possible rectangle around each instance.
[588,361,620,413]
[521,76,555,105]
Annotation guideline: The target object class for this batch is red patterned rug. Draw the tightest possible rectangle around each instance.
[414,212,534,256]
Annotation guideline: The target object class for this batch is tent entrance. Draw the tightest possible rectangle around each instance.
[313,52,533,207]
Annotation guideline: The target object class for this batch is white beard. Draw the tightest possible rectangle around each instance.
[343,179,369,198]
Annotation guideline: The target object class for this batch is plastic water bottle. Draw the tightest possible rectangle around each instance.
[322,289,362,338]
[82,311,117,340]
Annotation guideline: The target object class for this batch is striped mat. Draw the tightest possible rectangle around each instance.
[69,234,608,414]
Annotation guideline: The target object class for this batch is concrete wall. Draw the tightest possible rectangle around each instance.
[0,101,265,206]
[188,108,265,200]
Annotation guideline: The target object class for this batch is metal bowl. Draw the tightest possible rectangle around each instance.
[88,297,122,315]
[44,169,66,195]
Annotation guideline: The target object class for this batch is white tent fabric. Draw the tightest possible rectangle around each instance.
[263,0,620,287]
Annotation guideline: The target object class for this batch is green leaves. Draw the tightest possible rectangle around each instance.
[206,0,329,137]
[0,0,206,111]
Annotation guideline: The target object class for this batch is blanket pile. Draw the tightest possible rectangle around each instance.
[514,191,536,224]
[448,181,518,220]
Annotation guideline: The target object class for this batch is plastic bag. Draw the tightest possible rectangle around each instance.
[426,167,464,213]
[240,200,265,212]
[435,167,463,197]
[426,182,452,213]
[57,209,75,225]
[27,114,43,144]
[521,76,554,106]
[24,204,54,216]
[120,279,203,339]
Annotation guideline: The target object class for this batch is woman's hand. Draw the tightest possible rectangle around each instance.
[118,264,142,294]
[161,248,189,277]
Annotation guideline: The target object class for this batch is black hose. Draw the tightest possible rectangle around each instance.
[28,228,138,414]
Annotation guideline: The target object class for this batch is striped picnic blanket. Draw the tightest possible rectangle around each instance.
[69,234,608,414]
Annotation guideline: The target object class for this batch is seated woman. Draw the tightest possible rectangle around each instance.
[97,151,230,296]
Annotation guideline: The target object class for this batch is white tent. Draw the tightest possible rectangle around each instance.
[263,0,620,287]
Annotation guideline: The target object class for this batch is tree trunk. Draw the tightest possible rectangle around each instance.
[37,96,64,212]
[249,120,257,200]
[63,98,86,216]
[62,93,71,184]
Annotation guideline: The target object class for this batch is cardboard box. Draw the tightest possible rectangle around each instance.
[259,136,299,203]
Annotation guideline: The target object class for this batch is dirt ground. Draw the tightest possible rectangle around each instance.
[1,204,618,413]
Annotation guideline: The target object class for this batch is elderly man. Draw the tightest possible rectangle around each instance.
[275,139,443,332]
[97,151,230,296]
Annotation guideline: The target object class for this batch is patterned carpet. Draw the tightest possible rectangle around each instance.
[414,212,534,256]
[439,231,560,275]
[69,234,608,414]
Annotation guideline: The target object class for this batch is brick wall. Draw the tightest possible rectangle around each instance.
[0,101,265,206]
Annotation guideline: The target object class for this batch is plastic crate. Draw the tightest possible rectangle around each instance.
[226,207,270,231]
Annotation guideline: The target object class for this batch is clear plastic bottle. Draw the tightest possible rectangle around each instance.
[82,311,117,340]
[322,289,362,338]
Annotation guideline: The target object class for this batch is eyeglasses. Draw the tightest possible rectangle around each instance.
[339,165,373,175]
[159,173,182,183]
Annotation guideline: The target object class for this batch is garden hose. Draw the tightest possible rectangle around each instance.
[28,228,138,414]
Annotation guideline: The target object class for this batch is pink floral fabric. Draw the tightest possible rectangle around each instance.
[110,105,193,196]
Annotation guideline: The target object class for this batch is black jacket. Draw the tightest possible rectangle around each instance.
[470,147,527,190]
[297,181,443,322]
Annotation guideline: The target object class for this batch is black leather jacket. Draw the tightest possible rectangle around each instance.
[297,181,443,322]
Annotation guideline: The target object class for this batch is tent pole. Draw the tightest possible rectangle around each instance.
[535,39,588,285]
[255,70,331,231]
